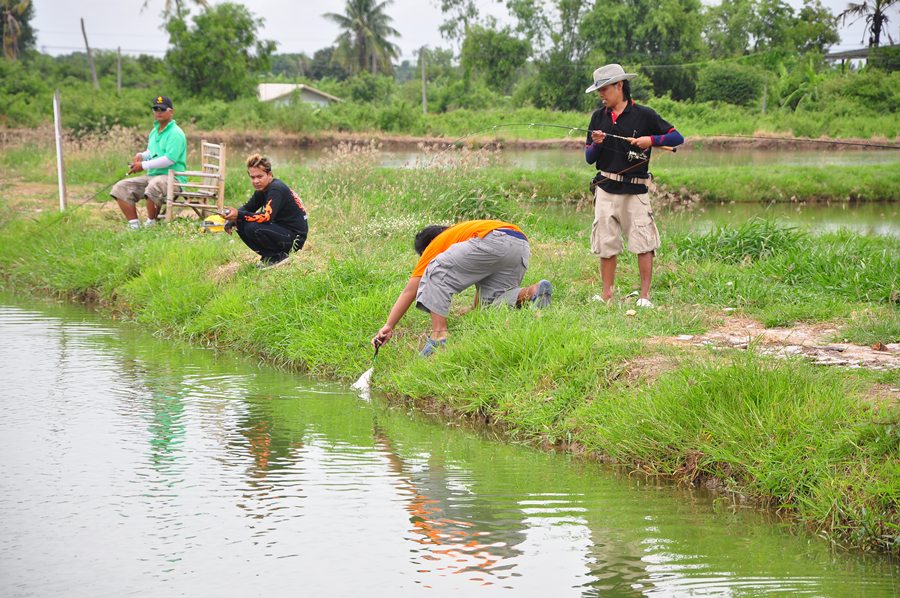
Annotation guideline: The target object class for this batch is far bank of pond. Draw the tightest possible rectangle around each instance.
[0,142,897,554]
[1,128,897,204]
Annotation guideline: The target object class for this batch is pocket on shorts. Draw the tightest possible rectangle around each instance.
[632,194,653,226]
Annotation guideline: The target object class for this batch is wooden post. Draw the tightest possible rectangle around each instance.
[116,47,122,94]
[53,91,67,212]
[80,18,99,90]
[761,82,767,114]
[420,46,427,115]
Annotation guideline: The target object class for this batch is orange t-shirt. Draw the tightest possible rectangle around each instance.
[411,220,524,277]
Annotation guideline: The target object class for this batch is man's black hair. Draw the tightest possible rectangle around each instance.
[414,225,449,255]
[622,80,632,102]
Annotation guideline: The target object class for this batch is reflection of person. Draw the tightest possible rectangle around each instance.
[585,64,684,307]
[222,154,309,269]
[110,95,187,229]
[372,220,552,357]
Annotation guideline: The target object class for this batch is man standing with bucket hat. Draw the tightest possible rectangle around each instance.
[110,95,187,229]
[584,64,683,307]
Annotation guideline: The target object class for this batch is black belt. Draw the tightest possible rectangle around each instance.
[495,228,527,241]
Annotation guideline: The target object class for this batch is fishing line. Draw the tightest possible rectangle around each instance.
[25,175,122,227]
[702,134,899,151]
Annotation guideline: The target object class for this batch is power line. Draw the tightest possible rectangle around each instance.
[39,45,166,55]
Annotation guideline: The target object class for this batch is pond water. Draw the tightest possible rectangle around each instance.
[264,143,900,170]
[1,300,897,596]
[536,201,900,238]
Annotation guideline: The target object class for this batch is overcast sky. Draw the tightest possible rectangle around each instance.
[33,0,891,62]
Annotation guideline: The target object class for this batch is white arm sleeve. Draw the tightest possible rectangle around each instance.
[140,150,151,160]
[142,156,175,170]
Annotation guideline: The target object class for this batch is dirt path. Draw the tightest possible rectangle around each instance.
[657,316,900,371]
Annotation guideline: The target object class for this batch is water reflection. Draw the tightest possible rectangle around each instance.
[0,301,897,596]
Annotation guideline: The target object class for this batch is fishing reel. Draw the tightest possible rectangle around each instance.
[627,149,649,162]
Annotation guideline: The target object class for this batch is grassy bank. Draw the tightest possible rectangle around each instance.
[2,135,899,205]
[0,143,898,553]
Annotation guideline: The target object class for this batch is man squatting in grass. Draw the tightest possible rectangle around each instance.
[222,154,309,268]
[372,220,552,357]
[110,95,187,229]
[585,64,684,307]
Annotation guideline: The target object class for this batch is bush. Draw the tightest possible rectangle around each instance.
[820,71,899,112]
[697,63,765,106]
[869,45,900,72]
[343,72,395,104]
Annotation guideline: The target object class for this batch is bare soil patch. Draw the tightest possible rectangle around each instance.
[656,316,900,371]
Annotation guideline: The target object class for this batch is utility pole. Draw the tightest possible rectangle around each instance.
[116,47,122,94]
[80,18,99,90]
[420,46,427,114]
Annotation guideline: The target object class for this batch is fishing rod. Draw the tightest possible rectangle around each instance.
[493,123,678,152]
[434,123,676,155]
[434,122,899,154]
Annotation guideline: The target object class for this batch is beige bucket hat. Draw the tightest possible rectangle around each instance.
[585,64,637,93]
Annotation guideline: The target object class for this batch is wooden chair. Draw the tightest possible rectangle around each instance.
[165,140,226,221]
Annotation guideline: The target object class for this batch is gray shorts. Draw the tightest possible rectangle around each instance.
[416,230,530,317]
[591,188,660,258]
[110,175,170,207]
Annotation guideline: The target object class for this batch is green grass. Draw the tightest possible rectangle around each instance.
[0,143,898,553]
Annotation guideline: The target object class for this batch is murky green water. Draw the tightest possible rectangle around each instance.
[263,144,899,171]
[1,300,897,597]
[537,201,900,238]
[258,143,899,236]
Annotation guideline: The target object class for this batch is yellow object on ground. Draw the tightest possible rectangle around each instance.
[202,214,226,233]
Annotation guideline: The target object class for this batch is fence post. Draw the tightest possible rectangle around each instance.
[80,18,100,90]
[53,90,67,212]
[420,46,427,115]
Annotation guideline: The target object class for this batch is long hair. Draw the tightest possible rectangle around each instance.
[414,225,449,255]
[622,80,632,102]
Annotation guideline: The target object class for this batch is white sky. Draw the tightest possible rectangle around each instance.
[32,0,893,62]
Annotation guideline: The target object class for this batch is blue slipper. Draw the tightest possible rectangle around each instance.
[420,337,446,357]
[532,279,552,308]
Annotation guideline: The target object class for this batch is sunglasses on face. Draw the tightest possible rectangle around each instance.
[152,106,169,112]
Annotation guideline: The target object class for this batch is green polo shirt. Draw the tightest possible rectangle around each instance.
[147,119,187,182]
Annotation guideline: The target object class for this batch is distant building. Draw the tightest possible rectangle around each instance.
[257,83,342,107]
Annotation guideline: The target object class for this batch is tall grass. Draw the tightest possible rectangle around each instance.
[1,143,898,552]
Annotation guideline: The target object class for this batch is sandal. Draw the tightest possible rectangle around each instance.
[420,337,447,357]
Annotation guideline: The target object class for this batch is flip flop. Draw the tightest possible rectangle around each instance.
[420,337,446,357]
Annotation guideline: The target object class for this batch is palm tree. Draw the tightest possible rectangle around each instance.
[1,0,29,60]
[838,0,897,47]
[323,0,401,74]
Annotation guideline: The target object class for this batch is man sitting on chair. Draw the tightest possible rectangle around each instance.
[110,95,187,229]
[222,154,309,268]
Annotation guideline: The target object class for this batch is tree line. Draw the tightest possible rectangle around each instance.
[0,0,897,131]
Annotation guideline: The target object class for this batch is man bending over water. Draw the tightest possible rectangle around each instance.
[372,220,552,357]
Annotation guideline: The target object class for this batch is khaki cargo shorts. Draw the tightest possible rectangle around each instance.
[590,188,660,258]
[110,175,170,207]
